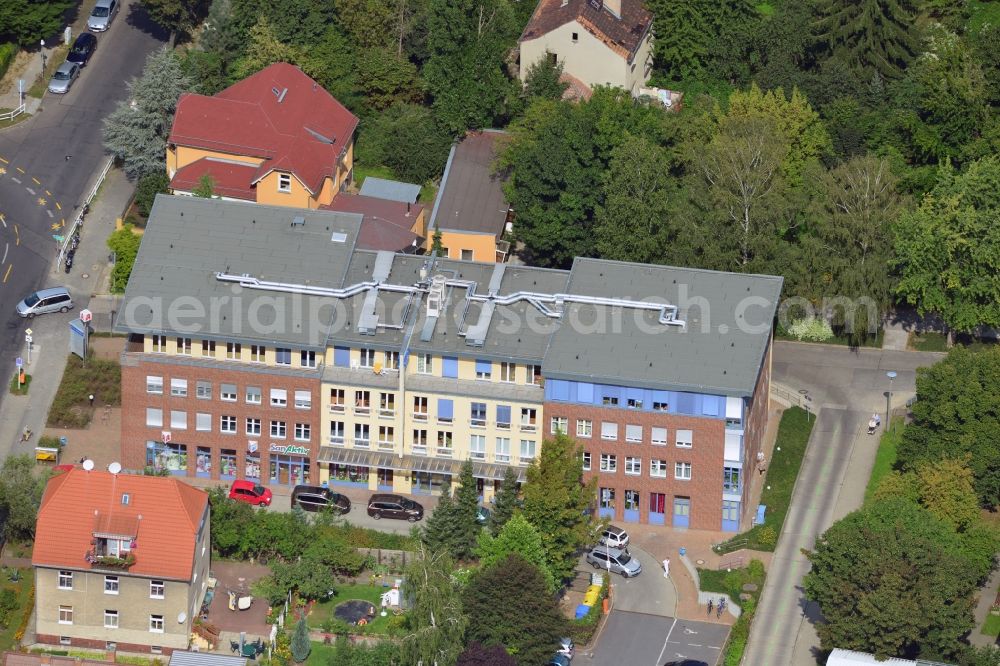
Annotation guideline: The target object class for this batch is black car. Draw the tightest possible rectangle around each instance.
[367,494,424,522]
[291,485,351,514]
[66,33,97,66]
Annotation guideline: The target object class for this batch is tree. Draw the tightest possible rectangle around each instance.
[488,465,519,535]
[400,546,468,666]
[457,641,516,666]
[335,0,397,49]
[134,172,170,218]
[893,157,1000,335]
[874,458,981,532]
[431,224,444,254]
[103,47,191,180]
[207,487,256,555]
[141,0,210,37]
[0,455,50,541]
[193,173,215,198]
[290,618,311,662]
[107,224,143,293]
[803,498,984,661]
[475,514,555,592]
[895,347,1000,508]
[812,0,919,81]
[357,103,452,183]
[521,433,596,583]
[462,554,566,666]
[423,486,461,555]
[646,0,755,81]
[0,0,73,45]
[356,48,422,111]
[451,461,481,560]
[522,55,567,102]
[230,15,300,81]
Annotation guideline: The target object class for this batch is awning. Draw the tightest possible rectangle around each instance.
[317,447,408,470]
[472,461,527,483]
[407,456,461,475]
[316,448,527,481]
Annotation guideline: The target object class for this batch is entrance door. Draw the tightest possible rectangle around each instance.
[672,497,690,528]
[377,468,393,491]
[476,478,485,501]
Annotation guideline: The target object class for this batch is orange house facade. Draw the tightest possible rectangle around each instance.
[167,63,358,210]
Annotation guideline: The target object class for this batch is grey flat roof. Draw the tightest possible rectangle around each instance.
[169,652,247,666]
[541,258,783,396]
[359,176,421,204]
[429,130,509,236]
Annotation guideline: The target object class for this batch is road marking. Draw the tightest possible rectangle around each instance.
[654,617,678,666]
[11,177,20,184]
[15,167,24,174]
[14,225,19,245]
[55,202,62,210]
[25,187,35,195]
[2,242,7,264]
[46,210,53,218]
[45,190,51,196]
[31,177,40,185]
[37,197,46,207]
[0,157,7,164]
[3,264,11,283]
[0,213,5,227]
[0,167,5,175]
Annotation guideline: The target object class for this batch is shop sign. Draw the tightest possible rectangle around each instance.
[269,443,309,456]
[161,431,172,443]
[247,440,258,453]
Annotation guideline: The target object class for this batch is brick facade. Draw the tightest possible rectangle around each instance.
[741,334,772,510]
[544,402,726,530]
[36,635,175,656]
[121,356,321,487]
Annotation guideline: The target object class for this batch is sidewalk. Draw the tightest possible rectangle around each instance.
[0,166,133,463]
[0,47,53,115]
[970,567,1000,648]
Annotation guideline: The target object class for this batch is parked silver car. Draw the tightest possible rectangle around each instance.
[16,287,73,318]
[48,62,80,94]
[87,0,119,32]
[586,546,642,577]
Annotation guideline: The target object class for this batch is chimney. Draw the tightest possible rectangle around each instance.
[604,0,621,18]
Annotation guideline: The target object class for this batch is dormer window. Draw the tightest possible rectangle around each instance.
[121,493,130,505]
[572,32,578,43]
[278,173,291,193]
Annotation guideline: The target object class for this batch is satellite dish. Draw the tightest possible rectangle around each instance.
[82,459,95,471]
[108,462,122,474]
[177,612,187,624]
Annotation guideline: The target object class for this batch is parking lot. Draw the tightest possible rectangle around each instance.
[582,610,728,666]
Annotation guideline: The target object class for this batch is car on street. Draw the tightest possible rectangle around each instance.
[48,62,81,94]
[367,494,423,522]
[476,506,490,524]
[557,637,574,659]
[547,655,571,666]
[16,287,73,317]
[586,545,642,578]
[88,0,119,32]
[66,33,97,66]
[291,485,351,514]
[598,525,630,549]
[229,480,272,507]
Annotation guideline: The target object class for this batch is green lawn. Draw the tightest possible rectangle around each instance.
[864,419,903,505]
[982,613,1000,637]
[8,373,31,395]
[716,407,814,552]
[305,642,336,666]
[909,331,948,352]
[352,164,437,205]
[306,584,401,635]
[0,568,33,651]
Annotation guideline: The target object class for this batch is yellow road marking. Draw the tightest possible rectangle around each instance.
[50,222,60,230]
[0,157,7,164]
[3,264,11,283]
[55,202,62,210]
[31,177,40,185]
[15,167,24,174]
[14,225,19,245]
[36,197,46,206]
[0,167,6,175]
[45,190,51,196]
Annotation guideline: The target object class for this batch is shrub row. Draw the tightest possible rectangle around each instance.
[0,44,16,82]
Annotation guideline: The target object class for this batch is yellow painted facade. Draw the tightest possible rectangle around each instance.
[436,230,499,263]
[168,146,263,178]
[141,335,321,371]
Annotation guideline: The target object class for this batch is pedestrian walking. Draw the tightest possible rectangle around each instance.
[89,393,95,407]
[707,599,713,617]
[662,558,670,578]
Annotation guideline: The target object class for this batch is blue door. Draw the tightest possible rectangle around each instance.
[672,497,690,528]
[623,490,640,523]
[721,500,740,532]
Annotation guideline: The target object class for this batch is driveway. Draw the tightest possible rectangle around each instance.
[604,543,676,617]
[581,611,728,666]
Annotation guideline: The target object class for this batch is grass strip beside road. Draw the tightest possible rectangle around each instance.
[863,418,903,505]
[28,45,69,99]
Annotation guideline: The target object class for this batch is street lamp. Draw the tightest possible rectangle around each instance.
[885,371,897,426]
[40,39,46,72]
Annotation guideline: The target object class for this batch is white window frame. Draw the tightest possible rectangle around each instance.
[651,427,668,445]
[301,350,317,368]
[220,415,237,434]
[226,342,241,360]
[582,451,591,471]
[550,416,568,434]
[250,345,266,363]
[625,456,641,475]
[469,434,486,459]
[576,419,592,438]
[169,410,187,430]
[104,576,119,595]
[245,386,262,404]
[294,390,311,409]
[416,353,432,375]
[196,413,211,432]
[651,459,667,478]
[271,420,286,438]
[600,422,618,440]
[294,423,310,441]
[499,361,515,383]
[196,381,211,399]
[177,337,192,355]
[58,571,73,590]
[359,348,375,368]
[519,439,536,461]
[625,424,643,442]
[170,378,188,397]
[675,461,692,480]
[220,384,237,401]
[146,408,163,428]
[150,335,166,353]
[246,418,261,436]
[676,429,693,448]
[270,388,287,407]
[495,437,511,462]
[149,615,164,633]
[600,453,617,473]
[277,173,292,193]
[58,606,73,625]
[146,376,163,394]
[104,609,119,629]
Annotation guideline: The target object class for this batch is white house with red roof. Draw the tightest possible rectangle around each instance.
[167,63,358,210]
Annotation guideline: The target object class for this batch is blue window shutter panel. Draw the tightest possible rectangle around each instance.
[438,399,454,419]
[475,359,491,374]
[702,396,720,416]
[497,405,511,423]
[577,383,595,403]
[551,380,570,401]
[652,390,670,405]
[334,347,350,367]
[626,387,644,402]
[677,392,696,414]
[443,357,458,378]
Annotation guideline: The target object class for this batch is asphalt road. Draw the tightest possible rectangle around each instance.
[586,611,727,666]
[0,0,165,404]
[743,342,944,665]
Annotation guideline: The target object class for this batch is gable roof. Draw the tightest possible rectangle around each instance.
[169,63,359,195]
[33,469,208,581]
[323,193,424,253]
[170,158,258,201]
[429,130,510,237]
[519,0,652,60]
[358,177,422,204]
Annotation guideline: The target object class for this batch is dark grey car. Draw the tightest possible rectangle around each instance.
[291,485,351,514]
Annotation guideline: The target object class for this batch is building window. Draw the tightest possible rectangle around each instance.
[58,571,73,590]
[149,615,164,633]
[651,427,667,445]
[582,451,591,471]
[600,453,617,473]
[675,462,692,480]
[355,424,371,448]
[177,337,192,355]
[475,359,492,380]
[146,408,162,428]
[520,408,537,431]
[723,467,741,493]
[359,348,375,368]
[201,340,216,357]
[196,412,211,432]
[627,397,643,409]
[330,421,345,445]
[602,392,619,406]
[220,383,237,401]
[146,375,163,394]
[278,173,291,192]
[576,419,592,438]
[416,354,432,374]
[519,439,535,461]
[413,396,428,420]
[275,348,292,365]
[412,429,428,450]
[625,424,642,442]
[270,420,286,438]
[104,610,119,629]
[270,389,287,407]
[722,501,740,523]
[499,362,515,383]
[600,422,618,440]
[548,52,557,65]
[294,423,310,441]
[355,390,371,414]
[330,388,345,412]
[437,398,453,424]
[653,400,669,411]
[245,386,262,404]
[600,487,615,510]
[572,31,579,42]
[651,459,667,478]
[294,390,311,409]
[250,345,266,363]
[246,418,261,436]
[676,429,693,448]
[460,249,474,261]
[221,415,237,433]
[469,435,486,460]
[170,378,188,397]
[170,410,187,430]
[301,350,317,368]
[58,606,73,624]
[378,426,394,448]
[151,335,166,353]
[495,437,511,463]
[526,365,542,386]
[104,576,119,595]
[625,456,641,475]
[226,342,241,360]
[196,381,211,399]
[437,430,453,453]
[550,416,567,434]
[151,647,163,655]
[384,351,400,370]
[470,402,486,428]
[380,392,396,417]
[59,637,71,646]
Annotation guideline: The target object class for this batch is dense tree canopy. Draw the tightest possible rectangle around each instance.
[812,0,919,81]
[0,0,73,44]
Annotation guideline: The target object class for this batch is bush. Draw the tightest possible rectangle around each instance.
[47,356,122,428]
[787,317,835,342]
[107,224,143,294]
[134,172,169,218]
[0,44,16,82]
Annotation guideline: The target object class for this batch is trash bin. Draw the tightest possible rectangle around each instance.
[575,604,590,620]
[679,547,686,557]
[59,436,68,447]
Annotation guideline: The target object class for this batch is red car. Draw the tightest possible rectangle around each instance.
[228,480,272,507]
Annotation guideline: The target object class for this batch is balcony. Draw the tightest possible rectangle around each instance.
[354,405,371,416]
[378,409,395,419]
[497,422,510,430]
[329,435,345,446]
[85,549,135,571]
[354,439,371,449]
[437,417,453,426]
[470,418,486,429]
[377,441,395,452]
[413,413,428,422]
[520,423,537,433]
[517,456,535,466]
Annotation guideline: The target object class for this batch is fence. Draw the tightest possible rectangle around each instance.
[770,380,814,415]
[0,103,25,122]
[56,156,113,270]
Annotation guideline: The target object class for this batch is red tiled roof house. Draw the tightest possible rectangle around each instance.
[32,470,210,655]
[167,63,358,210]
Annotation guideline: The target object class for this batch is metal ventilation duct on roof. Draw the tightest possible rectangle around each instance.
[420,274,447,342]
[464,264,506,347]
[357,251,396,335]
[291,215,305,227]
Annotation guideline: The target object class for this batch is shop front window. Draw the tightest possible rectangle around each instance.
[330,464,369,486]
[377,468,393,491]
[145,442,187,475]
[195,447,212,478]
[245,454,261,480]
[269,454,309,486]
[220,449,237,479]
[411,471,449,494]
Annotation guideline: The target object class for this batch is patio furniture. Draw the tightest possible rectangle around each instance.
[237,595,253,611]
[241,644,257,659]
[230,640,240,654]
